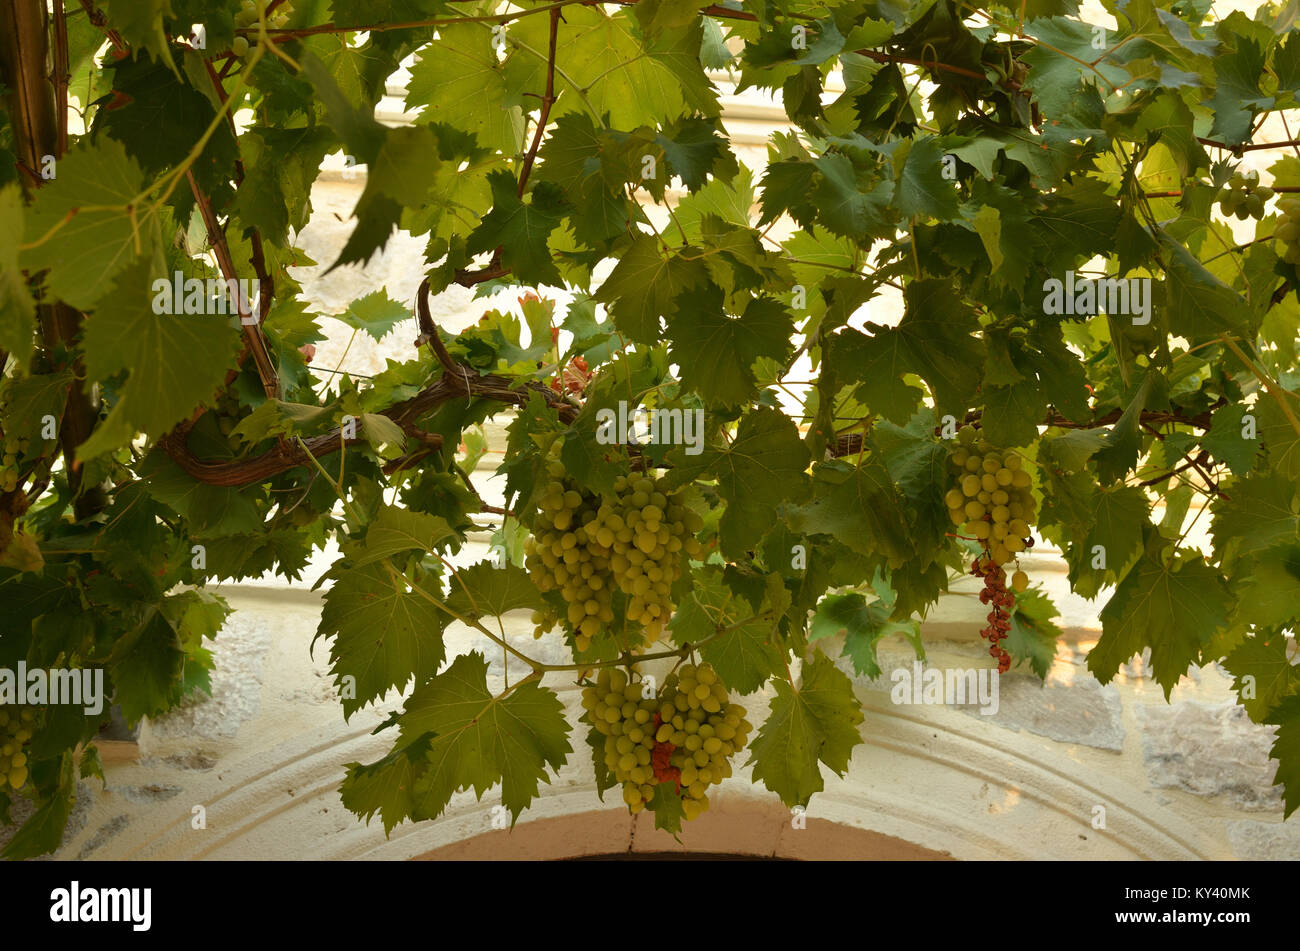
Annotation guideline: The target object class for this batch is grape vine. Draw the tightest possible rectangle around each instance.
[1,0,1300,860]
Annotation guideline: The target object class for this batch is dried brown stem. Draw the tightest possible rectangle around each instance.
[516,7,561,197]
[52,0,69,157]
[185,169,281,401]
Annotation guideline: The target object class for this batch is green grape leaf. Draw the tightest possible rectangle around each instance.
[1208,35,1271,145]
[401,652,572,823]
[346,505,456,568]
[94,53,238,218]
[105,0,177,72]
[446,561,547,619]
[1201,402,1260,476]
[80,254,240,453]
[655,115,737,192]
[338,290,411,342]
[1257,391,1300,480]
[786,459,911,567]
[665,408,811,558]
[0,368,73,450]
[507,9,717,128]
[594,235,710,343]
[1020,17,1127,119]
[1159,233,1252,339]
[333,126,445,269]
[19,138,146,310]
[811,153,894,239]
[340,733,433,836]
[1266,694,1300,818]
[1222,633,1300,723]
[140,456,264,536]
[1088,539,1231,699]
[0,185,35,367]
[1092,370,1155,484]
[315,561,450,717]
[1210,469,1300,563]
[894,136,961,221]
[405,23,525,155]
[832,279,983,424]
[1230,544,1300,633]
[980,379,1047,448]
[668,290,794,407]
[465,171,568,287]
[809,591,920,680]
[649,780,685,834]
[1065,485,1149,598]
[747,651,864,807]
[109,610,186,723]
[1005,586,1064,679]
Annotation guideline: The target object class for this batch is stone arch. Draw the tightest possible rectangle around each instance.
[76,679,1220,861]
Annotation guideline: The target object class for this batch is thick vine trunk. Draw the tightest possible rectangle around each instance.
[0,0,104,519]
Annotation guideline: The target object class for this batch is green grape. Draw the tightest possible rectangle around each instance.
[0,705,40,793]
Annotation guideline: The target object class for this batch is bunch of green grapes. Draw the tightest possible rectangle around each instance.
[1,432,30,494]
[0,706,37,793]
[525,445,703,651]
[581,663,750,821]
[232,1,292,57]
[944,425,1035,577]
[582,668,661,814]
[526,452,617,652]
[1276,198,1300,265]
[657,664,750,821]
[1217,168,1273,221]
[584,472,703,641]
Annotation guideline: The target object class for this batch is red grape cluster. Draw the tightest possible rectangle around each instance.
[971,555,1014,673]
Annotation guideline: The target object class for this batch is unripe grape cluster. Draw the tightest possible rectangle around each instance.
[231,1,292,57]
[945,425,1035,567]
[657,665,751,821]
[581,663,750,821]
[1276,198,1300,266]
[525,445,703,652]
[1,432,30,494]
[0,706,37,793]
[1217,169,1273,221]
[947,425,1034,672]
